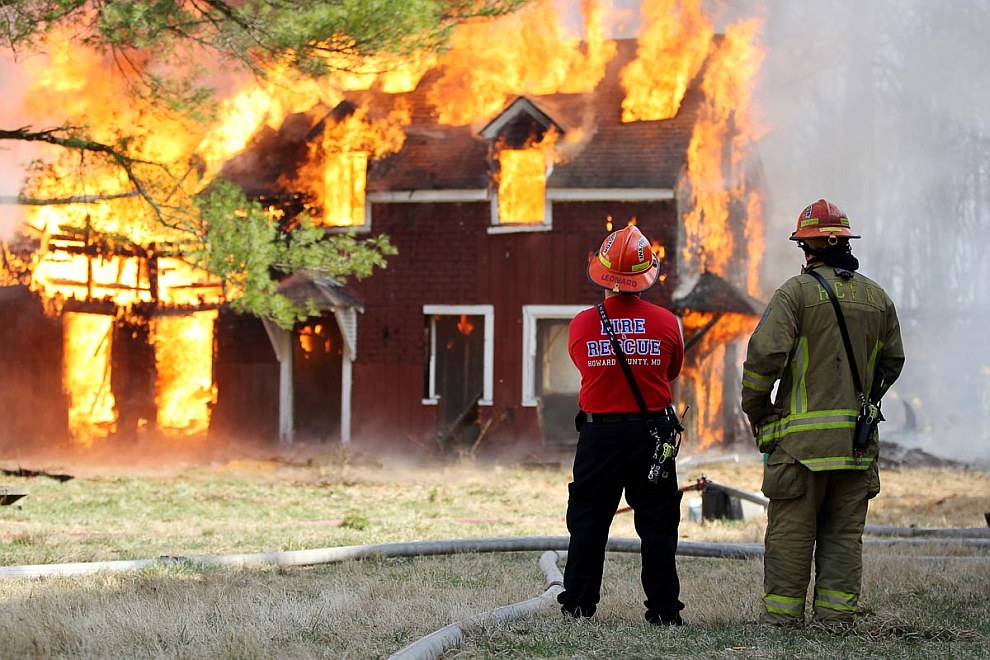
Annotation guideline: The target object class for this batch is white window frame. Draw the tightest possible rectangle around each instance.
[488,194,554,234]
[487,154,554,233]
[317,196,371,235]
[521,304,588,407]
[422,304,494,406]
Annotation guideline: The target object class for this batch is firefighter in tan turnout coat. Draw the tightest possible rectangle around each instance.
[741,199,904,626]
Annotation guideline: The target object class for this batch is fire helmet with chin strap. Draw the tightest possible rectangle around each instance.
[790,198,861,243]
[587,225,660,293]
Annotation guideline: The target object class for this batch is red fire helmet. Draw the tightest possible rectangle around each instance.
[587,225,660,293]
[790,198,861,241]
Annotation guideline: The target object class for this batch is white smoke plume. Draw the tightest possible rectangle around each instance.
[729,1,990,463]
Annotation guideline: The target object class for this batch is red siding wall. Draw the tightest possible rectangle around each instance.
[0,286,67,450]
[350,199,679,455]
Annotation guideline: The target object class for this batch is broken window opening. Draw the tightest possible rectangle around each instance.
[321,152,369,228]
[496,149,549,225]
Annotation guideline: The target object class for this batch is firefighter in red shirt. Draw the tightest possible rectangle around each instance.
[557,224,687,626]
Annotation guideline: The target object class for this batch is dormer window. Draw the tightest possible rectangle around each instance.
[291,100,406,230]
[481,97,563,231]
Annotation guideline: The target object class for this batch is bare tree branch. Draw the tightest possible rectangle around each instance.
[0,191,141,205]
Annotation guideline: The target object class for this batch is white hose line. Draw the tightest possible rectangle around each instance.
[387,550,567,660]
[0,537,764,579]
[3,533,989,580]
[864,537,990,549]
[864,524,990,538]
[702,479,770,507]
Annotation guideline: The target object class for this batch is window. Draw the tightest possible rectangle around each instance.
[494,149,550,227]
[320,152,369,229]
[522,305,584,446]
[423,305,494,410]
[521,305,586,407]
[480,98,561,233]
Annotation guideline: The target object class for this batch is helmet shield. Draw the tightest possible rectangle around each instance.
[790,198,861,241]
[587,225,660,293]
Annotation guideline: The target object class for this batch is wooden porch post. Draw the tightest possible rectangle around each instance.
[261,317,294,444]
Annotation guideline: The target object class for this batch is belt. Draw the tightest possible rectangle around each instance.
[589,411,672,424]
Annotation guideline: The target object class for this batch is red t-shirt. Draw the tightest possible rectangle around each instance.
[568,295,684,413]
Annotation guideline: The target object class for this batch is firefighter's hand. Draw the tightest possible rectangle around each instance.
[749,406,783,438]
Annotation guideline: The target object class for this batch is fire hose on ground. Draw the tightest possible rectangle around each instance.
[2,476,989,658]
[1,534,988,660]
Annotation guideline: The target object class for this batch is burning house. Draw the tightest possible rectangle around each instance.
[0,1,766,459]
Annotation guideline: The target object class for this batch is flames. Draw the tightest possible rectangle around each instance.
[63,313,116,446]
[680,17,765,287]
[427,0,615,125]
[9,0,766,450]
[153,313,218,435]
[282,104,411,227]
[620,0,713,122]
[496,130,561,224]
[674,16,765,450]
[457,315,476,336]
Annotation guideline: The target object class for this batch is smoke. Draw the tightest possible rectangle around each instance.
[728,1,990,463]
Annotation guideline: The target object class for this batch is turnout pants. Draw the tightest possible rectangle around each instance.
[761,449,872,624]
[559,418,684,620]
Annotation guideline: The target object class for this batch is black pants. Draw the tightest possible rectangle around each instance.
[559,418,684,619]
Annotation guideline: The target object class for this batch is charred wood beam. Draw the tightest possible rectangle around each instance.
[45,278,149,292]
[59,298,222,316]
[146,303,223,316]
[166,282,224,290]
[47,236,201,258]
[61,299,119,315]
[1,467,74,482]
[435,390,484,452]
[47,239,148,259]
[684,312,724,354]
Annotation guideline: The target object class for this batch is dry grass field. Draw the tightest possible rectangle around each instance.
[1,438,988,658]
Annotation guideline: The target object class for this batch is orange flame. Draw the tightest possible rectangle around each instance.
[673,16,765,449]
[681,17,765,283]
[281,103,410,226]
[63,312,116,445]
[457,315,475,336]
[427,0,616,125]
[496,130,560,225]
[680,311,758,449]
[620,0,713,122]
[152,312,218,435]
[299,324,330,355]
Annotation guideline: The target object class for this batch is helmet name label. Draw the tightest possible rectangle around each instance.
[597,273,639,288]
